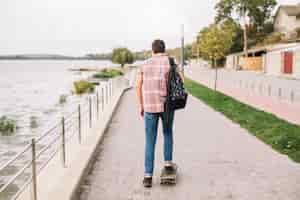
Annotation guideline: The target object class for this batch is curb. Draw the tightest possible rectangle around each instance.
[70,85,131,200]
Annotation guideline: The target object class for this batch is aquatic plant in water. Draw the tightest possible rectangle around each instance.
[93,68,124,79]
[30,116,38,129]
[59,94,68,104]
[73,80,95,95]
[0,116,17,136]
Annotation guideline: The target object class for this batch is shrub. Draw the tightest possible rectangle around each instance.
[30,116,38,129]
[111,48,134,67]
[93,68,124,79]
[0,116,17,135]
[59,94,68,104]
[73,80,95,95]
[262,32,284,45]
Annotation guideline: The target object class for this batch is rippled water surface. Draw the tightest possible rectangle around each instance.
[0,60,117,164]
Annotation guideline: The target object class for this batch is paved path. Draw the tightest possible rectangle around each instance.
[186,64,300,126]
[77,89,300,200]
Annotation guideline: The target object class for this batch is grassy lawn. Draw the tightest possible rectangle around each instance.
[185,78,300,163]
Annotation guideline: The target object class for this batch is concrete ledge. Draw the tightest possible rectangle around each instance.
[70,87,129,200]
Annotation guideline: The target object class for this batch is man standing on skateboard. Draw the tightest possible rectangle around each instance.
[136,39,182,188]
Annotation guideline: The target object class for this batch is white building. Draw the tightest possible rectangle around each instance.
[225,43,300,79]
[265,44,300,79]
[274,4,300,38]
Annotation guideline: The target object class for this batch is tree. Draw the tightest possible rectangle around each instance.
[167,45,194,63]
[215,0,277,56]
[198,22,236,90]
[184,44,194,60]
[191,42,200,60]
[198,22,235,62]
[223,19,244,54]
[111,48,134,67]
[249,0,277,31]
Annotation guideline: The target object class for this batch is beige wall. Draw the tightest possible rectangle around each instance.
[266,52,282,76]
[240,57,263,71]
[242,57,263,71]
[274,10,297,34]
[294,50,300,78]
[226,55,234,69]
[226,55,240,70]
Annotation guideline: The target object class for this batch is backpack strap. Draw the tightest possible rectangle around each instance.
[168,57,177,72]
[165,57,176,127]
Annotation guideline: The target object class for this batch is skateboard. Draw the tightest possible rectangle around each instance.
[160,164,178,185]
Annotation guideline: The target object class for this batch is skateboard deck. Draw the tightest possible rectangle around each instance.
[160,164,178,185]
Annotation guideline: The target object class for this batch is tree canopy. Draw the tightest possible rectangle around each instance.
[197,20,237,64]
[215,0,277,31]
[215,0,277,56]
[167,45,194,63]
[215,0,277,30]
[111,48,134,67]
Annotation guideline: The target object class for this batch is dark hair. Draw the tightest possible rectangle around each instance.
[152,39,166,54]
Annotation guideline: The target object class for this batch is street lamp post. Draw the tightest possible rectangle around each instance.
[181,24,185,74]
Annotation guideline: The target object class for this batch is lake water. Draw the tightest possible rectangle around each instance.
[0,60,118,165]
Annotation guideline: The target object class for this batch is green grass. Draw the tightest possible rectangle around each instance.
[73,80,95,95]
[185,78,300,163]
[93,68,124,79]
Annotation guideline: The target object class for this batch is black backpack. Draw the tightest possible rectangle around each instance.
[165,57,188,112]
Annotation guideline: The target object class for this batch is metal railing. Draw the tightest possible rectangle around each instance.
[0,76,128,200]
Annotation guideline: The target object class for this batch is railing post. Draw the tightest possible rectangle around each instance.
[251,82,255,92]
[268,85,271,96]
[31,139,38,200]
[96,92,99,119]
[290,90,294,103]
[106,84,109,104]
[101,87,104,111]
[116,77,119,89]
[61,117,66,167]
[111,79,114,96]
[89,97,92,128]
[259,83,263,95]
[109,80,112,98]
[78,105,82,144]
[278,88,282,100]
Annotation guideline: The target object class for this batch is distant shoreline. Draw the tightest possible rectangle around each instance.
[0,53,113,60]
[0,54,145,61]
[0,57,107,61]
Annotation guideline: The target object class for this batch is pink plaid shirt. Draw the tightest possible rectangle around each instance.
[138,53,170,113]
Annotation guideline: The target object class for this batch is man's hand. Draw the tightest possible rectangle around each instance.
[140,107,144,117]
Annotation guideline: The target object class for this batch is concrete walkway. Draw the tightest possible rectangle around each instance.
[77,89,300,200]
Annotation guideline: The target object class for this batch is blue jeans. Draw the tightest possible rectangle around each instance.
[144,111,174,176]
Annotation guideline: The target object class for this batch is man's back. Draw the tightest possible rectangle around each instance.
[140,53,170,113]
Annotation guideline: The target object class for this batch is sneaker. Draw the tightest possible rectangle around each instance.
[164,165,176,175]
[143,177,152,188]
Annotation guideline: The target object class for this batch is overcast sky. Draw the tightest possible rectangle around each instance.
[0,0,299,56]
